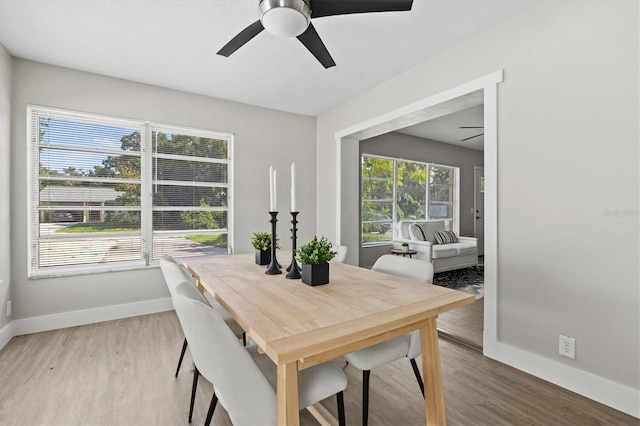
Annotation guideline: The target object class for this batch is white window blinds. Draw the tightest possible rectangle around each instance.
[28,106,233,278]
[150,125,232,260]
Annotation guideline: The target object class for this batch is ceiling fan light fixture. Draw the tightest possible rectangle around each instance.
[260,0,311,38]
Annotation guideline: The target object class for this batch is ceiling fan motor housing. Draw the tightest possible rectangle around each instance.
[259,0,312,37]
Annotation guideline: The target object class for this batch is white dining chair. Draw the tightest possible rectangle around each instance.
[159,255,246,378]
[343,254,433,426]
[332,245,348,263]
[172,281,348,426]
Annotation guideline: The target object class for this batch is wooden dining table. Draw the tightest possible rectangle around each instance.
[182,252,474,426]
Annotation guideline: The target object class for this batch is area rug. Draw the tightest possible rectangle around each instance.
[433,265,484,300]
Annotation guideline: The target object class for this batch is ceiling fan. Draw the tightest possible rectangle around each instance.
[459,126,484,142]
[217,0,414,69]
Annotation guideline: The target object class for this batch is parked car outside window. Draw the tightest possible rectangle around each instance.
[53,212,75,222]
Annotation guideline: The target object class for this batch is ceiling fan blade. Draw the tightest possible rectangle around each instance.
[310,0,413,18]
[217,20,265,57]
[461,133,484,142]
[459,126,484,129]
[297,23,336,68]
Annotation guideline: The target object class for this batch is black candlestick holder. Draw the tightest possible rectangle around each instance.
[286,212,301,279]
[265,211,282,275]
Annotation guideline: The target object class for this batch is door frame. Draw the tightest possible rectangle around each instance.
[474,166,485,256]
[334,70,502,353]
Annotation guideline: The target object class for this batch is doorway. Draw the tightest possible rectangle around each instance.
[335,70,502,354]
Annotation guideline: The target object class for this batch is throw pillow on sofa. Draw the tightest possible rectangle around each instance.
[434,230,458,244]
[408,223,426,241]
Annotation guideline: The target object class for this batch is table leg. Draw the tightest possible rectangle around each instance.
[420,317,446,426]
[277,361,300,426]
[195,278,205,294]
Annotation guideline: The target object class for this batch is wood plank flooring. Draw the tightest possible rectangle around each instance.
[0,311,636,425]
[434,256,485,350]
[437,298,484,349]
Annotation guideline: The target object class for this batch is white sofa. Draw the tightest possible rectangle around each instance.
[394,220,478,273]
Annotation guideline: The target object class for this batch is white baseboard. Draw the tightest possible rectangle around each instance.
[0,321,14,351]
[484,340,640,419]
[12,297,173,337]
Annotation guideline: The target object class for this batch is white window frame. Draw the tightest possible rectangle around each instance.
[27,105,233,278]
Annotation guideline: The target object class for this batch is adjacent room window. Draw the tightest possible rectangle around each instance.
[361,156,395,244]
[397,159,427,222]
[427,164,457,231]
[361,154,458,245]
[28,106,233,278]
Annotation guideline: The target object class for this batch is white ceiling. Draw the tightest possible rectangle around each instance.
[397,104,485,151]
[0,0,537,120]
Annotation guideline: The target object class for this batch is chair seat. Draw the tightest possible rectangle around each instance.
[247,345,348,409]
[343,334,411,371]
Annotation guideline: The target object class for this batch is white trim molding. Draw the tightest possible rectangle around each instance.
[0,321,13,351]
[335,70,503,349]
[335,70,503,141]
[482,78,499,348]
[8,297,173,341]
[485,340,640,418]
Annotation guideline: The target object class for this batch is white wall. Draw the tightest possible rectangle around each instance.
[0,43,12,339]
[10,59,316,324]
[317,0,638,415]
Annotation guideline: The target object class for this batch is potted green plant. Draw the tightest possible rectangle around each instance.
[401,242,410,252]
[296,236,337,286]
[251,232,279,265]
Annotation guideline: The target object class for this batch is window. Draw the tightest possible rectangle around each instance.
[427,164,457,231]
[361,156,394,244]
[361,154,458,245]
[28,106,232,278]
[397,160,427,222]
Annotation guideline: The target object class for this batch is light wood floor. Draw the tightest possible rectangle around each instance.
[0,311,635,426]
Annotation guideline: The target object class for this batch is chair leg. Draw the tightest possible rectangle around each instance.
[362,370,370,426]
[189,366,200,423]
[204,392,218,426]
[410,358,425,397]
[176,338,188,377]
[336,391,346,426]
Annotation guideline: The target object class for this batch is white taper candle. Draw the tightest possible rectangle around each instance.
[269,166,274,211]
[273,169,277,211]
[291,162,296,212]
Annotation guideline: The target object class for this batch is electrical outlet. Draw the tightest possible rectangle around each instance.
[559,334,575,359]
[6,300,11,317]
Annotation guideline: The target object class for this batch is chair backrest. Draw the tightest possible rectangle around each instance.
[160,255,195,297]
[173,282,277,425]
[371,255,434,360]
[371,255,433,284]
[332,245,348,263]
[171,279,209,324]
